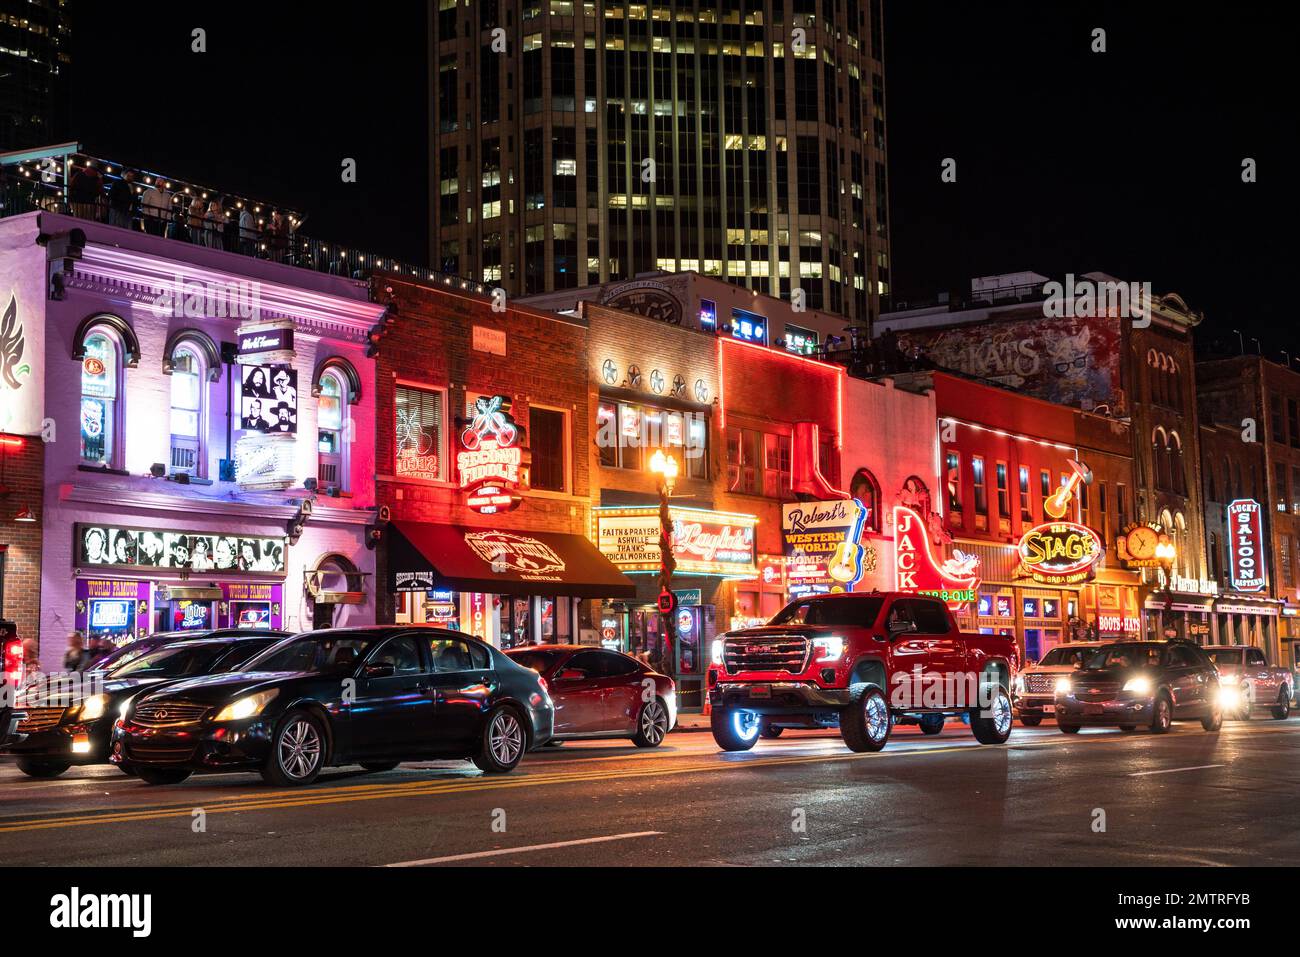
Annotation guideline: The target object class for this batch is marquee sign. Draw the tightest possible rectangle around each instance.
[457,395,526,514]
[1226,499,1266,592]
[1017,521,1102,585]
[464,530,565,581]
[892,506,980,611]
[594,506,758,577]
[236,319,296,366]
[781,498,868,596]
[76,523,287,574]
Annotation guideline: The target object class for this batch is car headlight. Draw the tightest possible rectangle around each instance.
[812,635,844,662]
[213,689,279,722]
[75,693,109,722]
[1122,676,1152,694]
[1054,676,1072,694]
[1218,673,1238,685]
[1013,675,1026,694]
[710,639,724,666]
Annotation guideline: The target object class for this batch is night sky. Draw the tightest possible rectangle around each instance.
[68,2,1293,355]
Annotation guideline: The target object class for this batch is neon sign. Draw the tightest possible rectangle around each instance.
[781,498,868,595]
[457,395,525,514]
[1017,521,1101,585]
[1226,499,1266,592]
[893,506,980,611]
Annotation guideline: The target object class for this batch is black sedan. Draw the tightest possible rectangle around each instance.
[1054,639,1223,734]
[4,630,286,778]
[110,626,554,786]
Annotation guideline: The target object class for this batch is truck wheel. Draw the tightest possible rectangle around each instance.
[710,709,761,751]
[918,714,945,735]
[1019,715,1042,727]
[841,685,892,752]
[17,759,70,778]
[971,685,1013,744]
[1149,693,1173,734]
[1237,689,1252,720]
[1058,722,1081,734]
[1271,689,1291,720]
[1201,697,1223,732]
[759,720,784,739]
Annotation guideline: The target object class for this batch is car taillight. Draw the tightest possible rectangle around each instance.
[537,675,548,694]
[2,638,22,688]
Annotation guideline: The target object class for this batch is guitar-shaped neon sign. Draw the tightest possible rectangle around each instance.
[893,505,980,611]
[1044,459,1092,520]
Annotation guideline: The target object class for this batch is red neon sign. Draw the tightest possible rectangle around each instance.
[893,505,980,611]
[1226,498,1266,592]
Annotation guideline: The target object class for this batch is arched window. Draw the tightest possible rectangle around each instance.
[168,344,206,476]
[849,467,881,532]
[1169,431,1185,495]
[316,370,348,491]
[1152,428,1169,491]
[1174,512,1188,576]
[79,329,123,467]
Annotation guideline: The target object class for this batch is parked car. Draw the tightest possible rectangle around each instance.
[1,624,24,748]
[1202,645,1292,720]
[2,630,287,778]
[505,644,676,746]
[1054,639,1222,734]
[110,626,553,786]
[1012,641,1107,726]
[707,592,1019,753]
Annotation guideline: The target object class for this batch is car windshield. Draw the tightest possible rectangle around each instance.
[1038,646,1093,668]
[243,633,376,674]
[506,650,562,673]
[1204,649,1244,667]
[89,633,185,673]
[770,596,884,627]
[1084,644,1163,670]
[107,642,231,679]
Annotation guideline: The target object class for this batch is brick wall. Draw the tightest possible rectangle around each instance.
[371,275,592,623]
[0,435,44,650]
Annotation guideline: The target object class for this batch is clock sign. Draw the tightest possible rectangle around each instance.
[1117,522,1164,569]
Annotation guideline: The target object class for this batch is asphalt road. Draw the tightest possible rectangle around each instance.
[2,717,1297,867]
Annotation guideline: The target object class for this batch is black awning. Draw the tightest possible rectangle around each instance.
[388,522,637,599]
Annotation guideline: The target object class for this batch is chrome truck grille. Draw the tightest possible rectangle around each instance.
[723,635,811,674]
[16,706,66,733]
[1024,673,1058,694]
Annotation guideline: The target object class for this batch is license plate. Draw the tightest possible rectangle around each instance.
[1041,704,1055,714]
[747,686,771,699]
[1084,703,1104,715]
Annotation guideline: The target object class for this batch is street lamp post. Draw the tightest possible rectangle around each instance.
[1156,539,1177,638]
[649,449,679,677]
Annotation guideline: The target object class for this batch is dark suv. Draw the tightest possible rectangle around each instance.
[1054,639,1222,734]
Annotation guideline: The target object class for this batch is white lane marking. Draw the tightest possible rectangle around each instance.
[384,830,663,866]
[1129,764,1226,777]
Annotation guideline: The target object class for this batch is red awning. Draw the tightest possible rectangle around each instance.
[389,522,637,599]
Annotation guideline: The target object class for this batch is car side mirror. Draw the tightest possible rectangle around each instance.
[556,668,586,681]
[363,662,395,679]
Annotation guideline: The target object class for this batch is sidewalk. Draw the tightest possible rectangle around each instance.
[672,712,712,733]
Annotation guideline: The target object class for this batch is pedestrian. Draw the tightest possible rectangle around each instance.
[22,637,40,678]
[106,169,139,230]
[221,197,239,252]
[140,177,171,235]
[62,632,92,673]
[266,210,290,262]
[238,205,257,256]
[205,198,225,249]
[188,194,206,244]
[165,204,190,243]
[68,160,105,221]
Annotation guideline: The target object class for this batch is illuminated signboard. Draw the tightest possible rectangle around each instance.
[395,386,445,482]
[465,531,566,581]
[892,506,980,611]
[729,307,767,345]
[75,523,286,574]
[1117,521,1165,569]
[1017,521,1102,585]
[595,506,758,577]
[781,498,868,596]
[1226,499,1267,592]
[457,395,526,514]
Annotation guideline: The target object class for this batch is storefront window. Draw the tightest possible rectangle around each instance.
[529,406,568,492]
[972,456,987,530]
[395,385,446,482]
[80,331,120,467]
[599,399,708,479]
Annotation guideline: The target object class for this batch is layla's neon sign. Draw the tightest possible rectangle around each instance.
[1018,521,1101,585]
[893,506,980,611]
[457,395,526,514]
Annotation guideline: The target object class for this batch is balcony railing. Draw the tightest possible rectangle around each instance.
[0,163,487,295]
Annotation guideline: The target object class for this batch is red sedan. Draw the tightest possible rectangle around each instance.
[504,645,676,747]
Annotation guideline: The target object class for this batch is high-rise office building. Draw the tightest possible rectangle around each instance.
[0,0,70,151]
[429,0,890,325]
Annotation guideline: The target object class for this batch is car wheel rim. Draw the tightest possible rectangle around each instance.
[279,719,321,780]
[641,702,666,744]
[489,712,523,765]
[733,711,760,741]
[865,694,888,741]
[1157,701,1170,729]
[993,692,1012,736]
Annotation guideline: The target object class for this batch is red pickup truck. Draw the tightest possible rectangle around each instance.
[707,592,1019,752]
